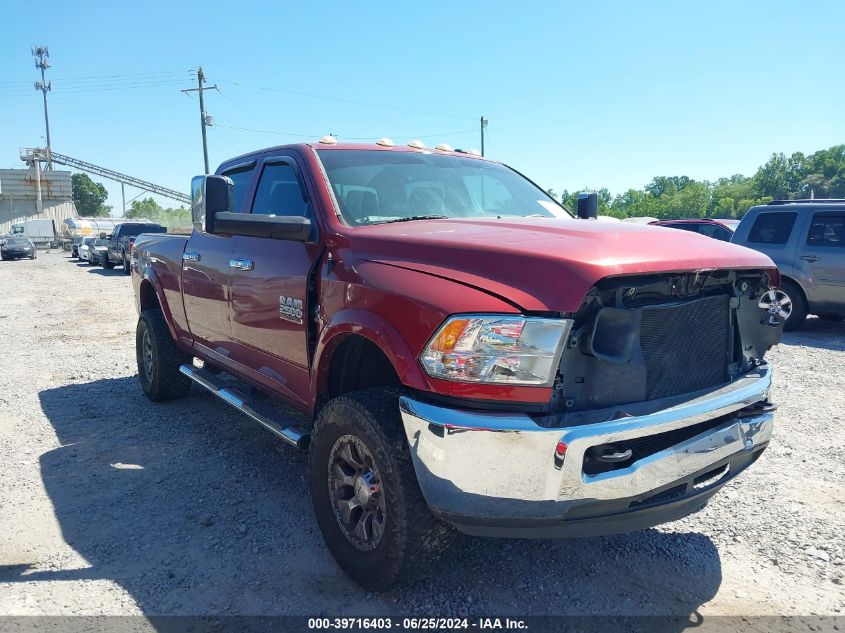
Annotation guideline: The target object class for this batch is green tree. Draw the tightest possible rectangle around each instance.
[799,145,845,198]
[126,197,192,229]
[126,197,164,219]
[72,173,110,217]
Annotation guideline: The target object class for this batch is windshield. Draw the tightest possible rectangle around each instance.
[317,150,571,226]
[6,237,30,246]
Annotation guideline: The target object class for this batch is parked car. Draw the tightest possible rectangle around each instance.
[1,236,37,260]
[104,221,166,272]
[87,238,110,266]
[650,218,740,241]
[132,141,781,589]
[732,199,845,330]
[77,237,96,263]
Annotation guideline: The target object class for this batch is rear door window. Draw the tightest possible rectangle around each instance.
[748,212,797,244]
[807,214,845,247]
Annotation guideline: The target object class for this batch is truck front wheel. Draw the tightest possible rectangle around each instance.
[309,389,456,589]
[136,309,191,401]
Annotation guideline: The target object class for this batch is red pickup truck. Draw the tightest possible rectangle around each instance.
[131,140,781,588]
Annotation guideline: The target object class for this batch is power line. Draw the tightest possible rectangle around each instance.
[0,70,190,85]
[212,78,475,121]
[214,122,477,141]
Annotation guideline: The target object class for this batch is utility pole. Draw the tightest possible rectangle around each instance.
[182,67,218,173]
[32,46,53,169]
[480,116,488,156]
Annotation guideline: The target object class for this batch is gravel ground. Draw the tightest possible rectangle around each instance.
[0,251,843,617]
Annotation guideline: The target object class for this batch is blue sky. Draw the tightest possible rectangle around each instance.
[1,1,843,215]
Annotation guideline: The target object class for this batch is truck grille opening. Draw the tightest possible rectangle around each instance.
[640,295,730,400]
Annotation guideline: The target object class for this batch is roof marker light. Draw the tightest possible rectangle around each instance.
[318,135,337,145]
[376,137,395,147]
[434,143,453,152]
[466,148,482,156]
[408,139,425,149]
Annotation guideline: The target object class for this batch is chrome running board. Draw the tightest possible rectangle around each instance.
[179,364,309,449]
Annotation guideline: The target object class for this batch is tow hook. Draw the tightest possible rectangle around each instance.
[735,400,778,418]
[588,445,633,463]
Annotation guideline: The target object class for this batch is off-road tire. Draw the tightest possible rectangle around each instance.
[309,388,456,590]
[136,309,191,402]
[781,279,808,332]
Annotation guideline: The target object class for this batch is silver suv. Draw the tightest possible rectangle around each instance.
[732,200,845,330]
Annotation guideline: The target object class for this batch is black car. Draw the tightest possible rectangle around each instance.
[1,236,37,261]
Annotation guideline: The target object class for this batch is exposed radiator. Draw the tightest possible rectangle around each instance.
[640,295,731,400]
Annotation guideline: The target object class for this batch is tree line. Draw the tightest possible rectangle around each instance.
[71,173,191,227]
[548,144,845,220]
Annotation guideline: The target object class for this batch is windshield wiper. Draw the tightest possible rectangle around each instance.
[377,215,450,224]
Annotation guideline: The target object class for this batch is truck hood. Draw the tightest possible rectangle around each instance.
[347,217,776,312]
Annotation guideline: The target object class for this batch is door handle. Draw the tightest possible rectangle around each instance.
[799,254,820,263]
[182,251,201,262]
[229,257,255,271]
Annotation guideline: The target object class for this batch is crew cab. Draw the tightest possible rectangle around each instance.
[105,221,166,273]
[131,139,782,588]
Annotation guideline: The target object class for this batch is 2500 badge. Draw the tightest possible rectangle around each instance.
[279,295,303,324]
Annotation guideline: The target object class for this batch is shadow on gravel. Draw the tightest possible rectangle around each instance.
[779,316,845,351]
[85,267,125,276]
[30,377,721,619]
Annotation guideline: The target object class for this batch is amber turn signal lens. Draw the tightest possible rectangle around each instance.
[428,318,469,352]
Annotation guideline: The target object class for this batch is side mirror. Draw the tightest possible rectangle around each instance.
[192,175,233,234]
[213,213,312,242]
[577,192,598,219]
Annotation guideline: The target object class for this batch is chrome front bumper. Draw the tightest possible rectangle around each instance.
[399,367,773,537]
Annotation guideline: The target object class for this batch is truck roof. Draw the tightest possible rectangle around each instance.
[217,141,494,171]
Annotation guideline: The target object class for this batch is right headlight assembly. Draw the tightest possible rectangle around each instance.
[420,315,572,385]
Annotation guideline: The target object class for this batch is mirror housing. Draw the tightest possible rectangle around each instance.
[577,192,598,219]
[192,175,233,234]
[213,213,312,242]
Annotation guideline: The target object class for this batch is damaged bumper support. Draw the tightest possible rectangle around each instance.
[399,366,773,537]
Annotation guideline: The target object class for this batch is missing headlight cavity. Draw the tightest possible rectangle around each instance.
[555,269,780,414]
[588,307,641,363]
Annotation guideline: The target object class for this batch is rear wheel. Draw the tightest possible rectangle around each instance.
[102,254,115,269]
[123,253,131,274]
[759,280,807,331]
[136,309,191,401]
[309,389,456,590]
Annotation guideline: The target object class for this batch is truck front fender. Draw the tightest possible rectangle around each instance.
[312,309,431,400]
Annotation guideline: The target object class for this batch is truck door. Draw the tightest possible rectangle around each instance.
[227,153,321,406]
[181,162,257,363]
[799,211,845,314]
